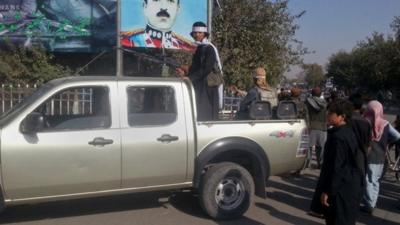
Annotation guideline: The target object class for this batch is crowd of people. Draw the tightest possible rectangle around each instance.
[176,20,400,225]
[305,92,400,224]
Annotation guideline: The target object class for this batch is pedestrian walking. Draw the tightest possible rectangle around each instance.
[290,87,309,122]
[395,114,400,211]
[306,87,328,169]
[348,93,371,164]
[312,99,365,225]
[360,100,391,214]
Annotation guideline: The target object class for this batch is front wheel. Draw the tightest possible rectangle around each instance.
[199,162,254,220]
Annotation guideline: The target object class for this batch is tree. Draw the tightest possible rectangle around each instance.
[302,63,325,87]
[0,41,71,84]
[389,16,400,88]
[355,32,398,90]
[391,16,400,42]
[327,31,400,91]
[326,51,358,89]
[212,0,307,89]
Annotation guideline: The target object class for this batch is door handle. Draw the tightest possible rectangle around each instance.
[157,134,179,143]
[88,137,114,147]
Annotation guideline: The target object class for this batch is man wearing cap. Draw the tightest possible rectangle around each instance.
[121,0,194,50]
[237,67,278,119]
[306,87,328,169]
[176,21,222,121]
[290,87,309,122]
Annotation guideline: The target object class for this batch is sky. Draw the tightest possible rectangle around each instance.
[121,0,207,40]
[286,0,400,78]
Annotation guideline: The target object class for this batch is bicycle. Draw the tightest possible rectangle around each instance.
[383,146,400,181]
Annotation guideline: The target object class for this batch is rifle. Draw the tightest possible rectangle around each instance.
[121,47,181,69]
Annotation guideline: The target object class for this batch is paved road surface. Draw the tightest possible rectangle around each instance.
[0,167,398,225]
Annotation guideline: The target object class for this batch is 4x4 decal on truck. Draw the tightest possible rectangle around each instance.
[269,130,294,138]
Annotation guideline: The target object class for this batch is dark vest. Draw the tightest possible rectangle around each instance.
[368,125,389,164]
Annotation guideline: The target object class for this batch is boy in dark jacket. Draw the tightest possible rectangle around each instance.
[312,100,365,225]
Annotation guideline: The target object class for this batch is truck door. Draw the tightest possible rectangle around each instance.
[1,84,121,199]
[120,83,188,187]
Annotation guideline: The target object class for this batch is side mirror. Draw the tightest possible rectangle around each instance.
[20,112,45,134]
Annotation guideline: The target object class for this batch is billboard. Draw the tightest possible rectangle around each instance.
[0,0,117,52]
[121,0,207,51]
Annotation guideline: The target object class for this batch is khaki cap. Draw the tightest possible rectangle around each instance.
[253,67,266,79]
[291,87,302,97]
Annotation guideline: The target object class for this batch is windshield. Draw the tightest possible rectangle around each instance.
[0,82,56,126]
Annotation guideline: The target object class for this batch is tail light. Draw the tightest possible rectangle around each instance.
[296,128,309,157]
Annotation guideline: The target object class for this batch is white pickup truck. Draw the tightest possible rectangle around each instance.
[0,76,308,219]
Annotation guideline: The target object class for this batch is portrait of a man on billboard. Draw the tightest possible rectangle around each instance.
[121,0,207,51]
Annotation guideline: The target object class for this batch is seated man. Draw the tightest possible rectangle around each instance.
[237,67,277,119]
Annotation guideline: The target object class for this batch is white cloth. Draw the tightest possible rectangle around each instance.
[197,38,224,110]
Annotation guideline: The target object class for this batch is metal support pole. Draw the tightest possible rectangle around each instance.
[208,0,213,40]
[116,0,123,77]
[161,47,169,77]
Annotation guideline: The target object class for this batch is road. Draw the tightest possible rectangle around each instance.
[0,167,398,225]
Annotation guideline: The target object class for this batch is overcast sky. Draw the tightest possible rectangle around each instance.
[286,0,400,78]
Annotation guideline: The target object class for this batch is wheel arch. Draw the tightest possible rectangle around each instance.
[194,137,270,198]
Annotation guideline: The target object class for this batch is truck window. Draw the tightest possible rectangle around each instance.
[34,86,111,131]
[127,86,176,126]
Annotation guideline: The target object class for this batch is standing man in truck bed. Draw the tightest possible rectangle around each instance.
[177,21,220,121]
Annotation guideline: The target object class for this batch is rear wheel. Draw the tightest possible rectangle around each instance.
[199,162,254,220]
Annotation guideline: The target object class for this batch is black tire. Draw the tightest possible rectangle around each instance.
[199,162,254,220]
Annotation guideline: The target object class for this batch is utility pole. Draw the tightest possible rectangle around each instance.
[208,0,213,40]
[116,0,123,77]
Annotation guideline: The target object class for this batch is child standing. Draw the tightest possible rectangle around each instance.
[312,100,366,225]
